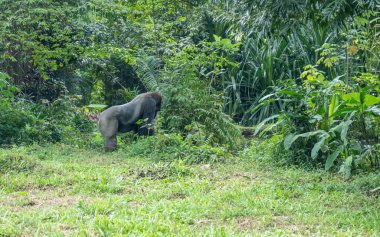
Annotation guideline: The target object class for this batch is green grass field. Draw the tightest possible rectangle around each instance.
[1,144,379,236]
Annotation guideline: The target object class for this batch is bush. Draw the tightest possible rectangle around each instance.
[255,70,380,177]
[156,44,242,148]
[0,94,96,145]
[123,133,233,164]
[0,108,34,145]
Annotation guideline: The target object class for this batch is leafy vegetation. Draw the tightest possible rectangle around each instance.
[0,0,378,168]
[0,0,379,235]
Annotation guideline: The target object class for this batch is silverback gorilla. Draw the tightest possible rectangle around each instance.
[98,92,162,151]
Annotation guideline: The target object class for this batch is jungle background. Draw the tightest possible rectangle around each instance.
[0,0,379,236]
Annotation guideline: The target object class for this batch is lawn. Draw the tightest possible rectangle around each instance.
[0,144,379,236]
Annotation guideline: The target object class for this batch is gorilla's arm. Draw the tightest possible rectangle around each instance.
[138,98,157,136]
[116,101,141,133]
[98,107,119,151]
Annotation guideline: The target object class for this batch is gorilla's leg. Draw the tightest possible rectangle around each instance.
[104,135,117,152]
[99,117,119,151]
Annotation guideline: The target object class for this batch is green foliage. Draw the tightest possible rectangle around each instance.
[0,78,96,145]
[0,154,39,173]
[0,0,379,177]
[0,107,34,145]
[154,42,242,148]
[0,72,17,107]
[255,70,380,177]
[124,133,233,164]
[134,56,160,91]
[232,1,380,176]
[0,0,88,81]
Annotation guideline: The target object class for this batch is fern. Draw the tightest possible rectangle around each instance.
[196,108,242,148]
[134,56,160,91]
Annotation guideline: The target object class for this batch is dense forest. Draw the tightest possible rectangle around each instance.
[0,0,379,235]
[1,0,379,174]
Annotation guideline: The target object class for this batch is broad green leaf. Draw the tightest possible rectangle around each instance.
[0,72,10,80]
[364,94,380,106]
[339,156,353,179]
[284,130,326,150]
[342,92,360,102]
[284,134,295,150]
[221,38,232,45]
[340,119,353,146]
[331,107,357,117]
[311,134,329,160]
[258,93,275,102]
[300,71,308,78]
[213,35,221,42]
[317,73,324,81]
[307,74,314,80]
[303,64,312,70]
[325,145,344,171]
[87,104,108,109]
[328,94,339,124]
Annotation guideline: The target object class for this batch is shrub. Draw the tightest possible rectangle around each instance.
[0,108,33,145]
[0,91,96,145]
[155,43,242,148]
[123,133,233,164]
[255,71,380,177]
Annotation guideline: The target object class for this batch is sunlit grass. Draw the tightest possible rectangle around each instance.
[0,143,379,236]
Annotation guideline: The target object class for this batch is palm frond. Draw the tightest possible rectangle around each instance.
[134,56,160,91]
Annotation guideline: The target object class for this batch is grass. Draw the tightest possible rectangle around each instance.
[0,142,379,236]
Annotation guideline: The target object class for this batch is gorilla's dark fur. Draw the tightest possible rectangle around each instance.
[99,92,162,151]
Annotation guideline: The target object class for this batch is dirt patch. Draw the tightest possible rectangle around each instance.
[2,189,89,212]
[235,216,262,231]
[31,194,81,209]
[58,224,77,235]
[197,218,213,225]
[234,215,314,235]
[127,201,141,207]
[232,172,258,180]
[168,193,187,200]
[269,215,314,234]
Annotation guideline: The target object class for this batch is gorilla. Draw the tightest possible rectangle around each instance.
[98,92,162,151]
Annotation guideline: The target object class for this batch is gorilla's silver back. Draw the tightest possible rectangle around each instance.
[99,95,154,126]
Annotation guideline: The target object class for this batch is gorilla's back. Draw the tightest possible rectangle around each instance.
[117,99,144,125]
[99,92,159,126]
